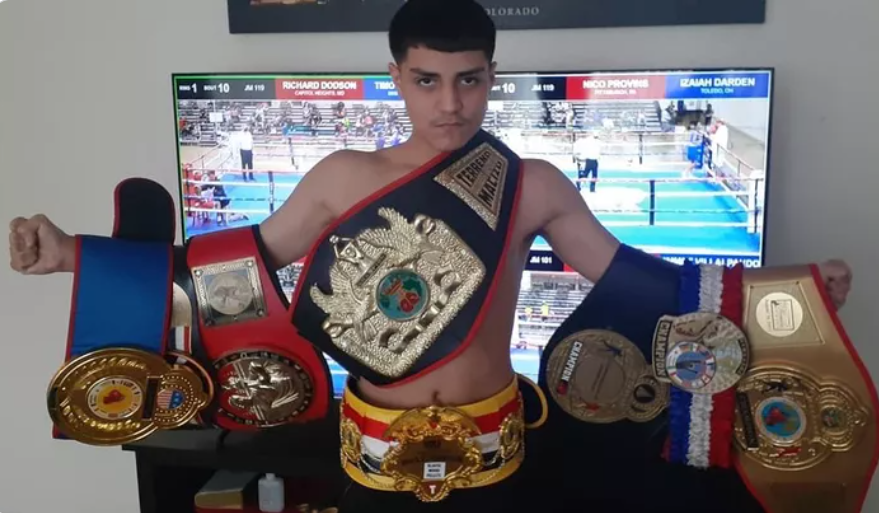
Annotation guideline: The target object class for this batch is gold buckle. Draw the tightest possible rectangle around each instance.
[380,406,484,502]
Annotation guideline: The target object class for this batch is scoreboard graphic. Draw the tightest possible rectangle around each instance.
[176,72,772,103]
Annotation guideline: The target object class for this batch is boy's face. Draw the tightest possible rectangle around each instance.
[390,47,496,152]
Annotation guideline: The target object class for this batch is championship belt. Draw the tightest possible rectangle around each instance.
[339,376,539,502]
[539,244,678,450]
[290,129,522,386]
[47,179,212,446]
[186,225,331,430]
[732,266,879,513]
[536,245,761,511]
[539,245,879,511]
[654,261,748,469]
[47,237,212,445]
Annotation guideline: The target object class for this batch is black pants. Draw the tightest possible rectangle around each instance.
[519,380,767,513]
[336,439,543,513]
[334,430,764,513]
[577,158,599,192]
[240,149,254,180]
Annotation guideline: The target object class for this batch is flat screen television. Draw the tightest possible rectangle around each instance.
[172,69,773,395]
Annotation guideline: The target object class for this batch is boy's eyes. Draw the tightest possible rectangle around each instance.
[415,77,481,87]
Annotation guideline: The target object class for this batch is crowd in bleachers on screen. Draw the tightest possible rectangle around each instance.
[176,98,706,151]
[177,99,411,147]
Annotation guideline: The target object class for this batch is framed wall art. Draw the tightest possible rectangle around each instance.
[227,0,766,34]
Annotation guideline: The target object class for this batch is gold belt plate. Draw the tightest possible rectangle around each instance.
[47,348,210,445]
[340,402,526,502]
[214,350,314,427]
[734,366,870,471]
[310,208,486,378]
[380,406,485,502]
[546,329,669,423]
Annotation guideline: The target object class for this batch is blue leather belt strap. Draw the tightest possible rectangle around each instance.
[67,235,172,359]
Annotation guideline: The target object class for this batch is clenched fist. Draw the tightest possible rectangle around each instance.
[8,215,76,275]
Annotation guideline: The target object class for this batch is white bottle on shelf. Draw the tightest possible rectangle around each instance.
[258,473,285,513]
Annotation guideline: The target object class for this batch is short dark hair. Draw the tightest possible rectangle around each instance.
[388,0,496,63]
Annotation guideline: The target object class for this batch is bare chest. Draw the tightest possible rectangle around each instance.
[326,163,543,253]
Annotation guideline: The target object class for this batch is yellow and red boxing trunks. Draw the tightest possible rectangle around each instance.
[338,375,547,503]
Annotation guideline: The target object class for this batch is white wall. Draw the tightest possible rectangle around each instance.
[1,0,877,512]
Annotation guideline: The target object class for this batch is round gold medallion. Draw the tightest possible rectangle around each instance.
[545,330,667,424]
[166,350,215,407]
[207,272,254,316]
[214,350,314,427]
[734,366,870,471]
[653,313,750,394]
[627,374,670,422]
[47,348,211,446]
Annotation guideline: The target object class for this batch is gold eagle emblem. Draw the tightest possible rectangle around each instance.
[310,208,485,377]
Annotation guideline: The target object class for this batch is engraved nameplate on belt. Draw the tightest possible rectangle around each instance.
[434,143,508,230]
[745,275,823,349]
